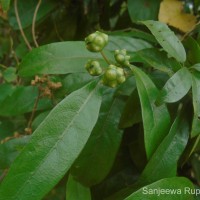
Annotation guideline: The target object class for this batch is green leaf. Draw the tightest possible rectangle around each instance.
[125,177,195,200]
[184,37,200,65]
[139,113,189,185]
[127,0,161,21]
[190,63,200,72]
[136,48,182,73]
[157,67,192,104]
[119,89,141,128]
[0,86,52,116]
[0,81,102,200]
[71,89,124,186]
[0,83,15,103]
[108,29,157,44]
[131,66,170,159]
[60,73,93,95]
[2,67,17,82]
[106,36,152,52]
[142,20,186,62]
[0,0,10,11]
[66,175,91,200]
[0,136,30,170]
[191,72,200,137]
[8,0,56,30]
[18,42,111,77]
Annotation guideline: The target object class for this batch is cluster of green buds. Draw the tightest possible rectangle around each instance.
[102,65,126,88]
[85,60,103,76]
[85,31,108,52]
[114,49,130,67]
[84,31,130,88]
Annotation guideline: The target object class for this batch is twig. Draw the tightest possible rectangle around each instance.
[181,20,200,41]
[9,36,19,65]
[27,89,41,132]
[100,51,111,65]
[14,0,32,51]
[32,0,42,47]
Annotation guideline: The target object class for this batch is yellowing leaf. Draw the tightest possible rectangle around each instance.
[158,0,196,33]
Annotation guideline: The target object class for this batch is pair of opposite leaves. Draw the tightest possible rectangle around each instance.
[159,0,197,33]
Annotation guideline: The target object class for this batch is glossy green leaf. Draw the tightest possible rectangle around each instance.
[8,0,56,29]
[136,48,181,73]
[72,89,124,186]
[131,66,170,159]
[157,67,192,104]
[66,175,91,200]
[191,72,200,137]
[0,81,102,200]
[125,177,195,200]
[142,21,186,62]
[0,136,30,170]
[127,0,161,21]
[0,86,52,116]
[138,113,189,185]
[18,42,111,77]
[106,36,152,52]
[0,0,10,11]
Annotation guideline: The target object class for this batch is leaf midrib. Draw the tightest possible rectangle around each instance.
[13,83,99,198]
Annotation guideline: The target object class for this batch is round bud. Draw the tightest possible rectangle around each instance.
[85,31,108,52]
[102,64,126,88]
[114,49,130,67]
[85,60,103,76]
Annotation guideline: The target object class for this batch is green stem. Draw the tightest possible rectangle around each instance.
[100,51,111,65]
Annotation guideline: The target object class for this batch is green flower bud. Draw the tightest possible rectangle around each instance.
[102,64,126,88]
[114,49,130,67]
[85,60,103,76]
[85,31,108,52]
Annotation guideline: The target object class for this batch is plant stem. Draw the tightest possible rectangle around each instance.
[100,51,111,65]
[14,0,32,51]
[32,0,42,47]
[27,89,41,131]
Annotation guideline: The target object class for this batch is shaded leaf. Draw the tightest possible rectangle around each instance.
[136,48,181,73]
[119,89,141,128]
[66,175,91,200]
[0,81,102,200]
[131,66,170,159]
[127,0,161,22]
[8,0,56,29]
[0,86,52,116]
[184,37,200,65]
[142,20,186,62]
[157,67,192,104]
[2,67,17,82]
[0,136,30,170]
